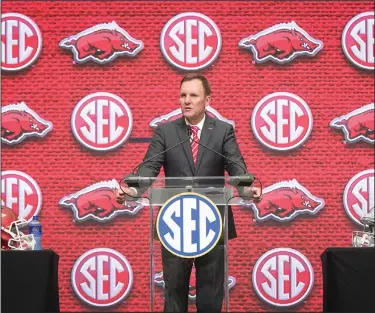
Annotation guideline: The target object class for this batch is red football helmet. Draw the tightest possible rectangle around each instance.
[1,206,35,250]
[352,207,374,248]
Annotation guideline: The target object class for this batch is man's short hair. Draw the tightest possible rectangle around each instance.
[180,73,211,97]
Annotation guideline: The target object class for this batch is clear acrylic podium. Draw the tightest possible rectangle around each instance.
[125,175,253,312]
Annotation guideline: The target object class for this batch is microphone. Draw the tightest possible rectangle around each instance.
[123,130,191,188]
[186,125,255,187]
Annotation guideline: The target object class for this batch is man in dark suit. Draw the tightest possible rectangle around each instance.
[116,73,261,312]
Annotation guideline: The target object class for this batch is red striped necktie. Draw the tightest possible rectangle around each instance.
[190,126,199,166]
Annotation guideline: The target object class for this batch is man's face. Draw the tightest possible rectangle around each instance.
[180,79,210,123]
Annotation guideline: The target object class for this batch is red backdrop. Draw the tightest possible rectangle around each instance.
[2,1,374,312]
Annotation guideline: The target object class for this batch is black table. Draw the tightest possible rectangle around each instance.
[1,249,60,313]
[321,247,375,312]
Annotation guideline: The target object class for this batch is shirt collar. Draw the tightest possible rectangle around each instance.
[185,114,205,130]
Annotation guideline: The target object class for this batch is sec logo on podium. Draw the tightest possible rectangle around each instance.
[156,193,222,258]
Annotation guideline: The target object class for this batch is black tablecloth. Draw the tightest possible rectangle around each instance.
[321,247,375,312]
[1,249,60,313]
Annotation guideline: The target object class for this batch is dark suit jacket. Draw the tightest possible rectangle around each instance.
[136,114,249,240]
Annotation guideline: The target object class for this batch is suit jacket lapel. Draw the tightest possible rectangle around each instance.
[176,118,195,174]
[195,115,215,174]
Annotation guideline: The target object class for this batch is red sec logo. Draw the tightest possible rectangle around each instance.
[71,248,133,307]
[343,169,374,226]
[251,92,313,151]
[71,92,133,151]
[1,13,42,71]
[252,248,314,308]
[1,170,42,224]
[342,11,374,70]
[160,12,222,71]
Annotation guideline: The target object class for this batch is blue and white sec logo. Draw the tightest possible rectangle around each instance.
[157,193,222,258]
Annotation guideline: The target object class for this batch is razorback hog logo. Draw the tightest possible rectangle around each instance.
[1,13,42,71]
[240,179,324,222]
[239,21,323,64]
[1,170,42,225]
[1,102,53,145]
[342,11,374,70]
[149,106,234,129]
[59,179,144,222]
[59,21,144,64]
[330,103,374,144]
[154,269,236,302]
[343,169,374,226]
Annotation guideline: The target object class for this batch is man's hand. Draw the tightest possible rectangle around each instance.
[115,186,137,204]
[242,186,262,203]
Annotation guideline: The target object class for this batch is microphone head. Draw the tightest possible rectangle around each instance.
[123,173,140,188]
[240,173,255,186]
[229,172,255,187]
[186,125,192,137]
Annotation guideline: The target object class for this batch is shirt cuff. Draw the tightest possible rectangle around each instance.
[129,187,138,197]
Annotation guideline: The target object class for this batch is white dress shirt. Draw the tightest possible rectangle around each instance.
[185,114,205,140]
